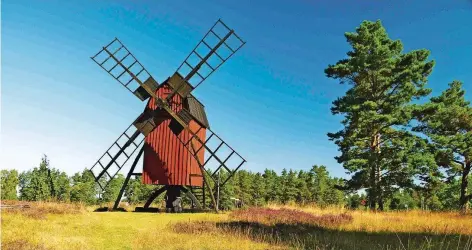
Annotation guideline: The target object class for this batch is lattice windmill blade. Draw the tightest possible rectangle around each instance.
[89,112,156,190]
[166,19,246,101]
[175,124,246,187]
[91,38,159,102]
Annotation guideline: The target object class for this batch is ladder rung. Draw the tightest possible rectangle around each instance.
[195,71,204,80]
[135,68,145,77]
[223,42,235,53]
[213,51,224,62]
[212,142,225,154]
[193,51,215,71]
[208,31,235,53]
[116,69,128,81]
[194,51,204,60]
[202,40,212,50]
[210,30,222,41]
[222,164,231,173]
[110,45,124,55]
[127,60,138,71]
[107,63,119,73]
[108,52,131,73]
[218,20,231,32]
[100,56,112,66]
[205,61,215,71]
[124,77,134,87]
[184,61,194,70]
[106,152,113,158]
[185,134,197,147]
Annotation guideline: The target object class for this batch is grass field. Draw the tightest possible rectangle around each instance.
[1,201,472,250]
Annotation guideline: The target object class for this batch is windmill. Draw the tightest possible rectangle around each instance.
[88,19,246,212]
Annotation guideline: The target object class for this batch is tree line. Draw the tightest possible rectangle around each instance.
[0,156,345,209]
[1,153,469,211]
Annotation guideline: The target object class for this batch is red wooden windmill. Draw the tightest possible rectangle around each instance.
[88,19,246,212]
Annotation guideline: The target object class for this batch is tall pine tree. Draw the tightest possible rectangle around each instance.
[325,20,434,210]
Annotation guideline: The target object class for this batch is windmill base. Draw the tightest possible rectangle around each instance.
[105,147,208,212]
[141,185,203,213]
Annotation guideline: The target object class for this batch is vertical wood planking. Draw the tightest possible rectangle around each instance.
[141,84,205,186]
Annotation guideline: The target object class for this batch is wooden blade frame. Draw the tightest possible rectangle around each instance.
[177,126,246,187]
[91,38,159,102]
[166,19,246,101]
[89,122,146,190]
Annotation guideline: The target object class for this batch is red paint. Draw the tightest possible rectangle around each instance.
[141,84,206,187]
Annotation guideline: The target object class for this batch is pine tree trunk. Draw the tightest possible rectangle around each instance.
[459,162,471,214]
[368,133,381,211]
[376,155,383,211]
[369,162,377,211]
[378,196,384,211]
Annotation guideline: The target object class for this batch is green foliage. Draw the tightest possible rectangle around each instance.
[217,170,236,210]
[124,177,154,204]
[325,20,435,210]
[101,174,125,202]
[1,169,19,200]
[262,169,280,203]
[347,194,365,209]
[280,169,298,204]
[19,156,54,201]
[70,170,97,204]
[219,166,346,207]
[389,190,416,210]
[415,81,472,211]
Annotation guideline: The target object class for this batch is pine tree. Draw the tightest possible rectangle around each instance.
[262,169,279,203]
[325,20,434,210]
[218,170,236,210]
[53,171,71,202]
[415,81,472,212]
[295,170,311,205]
[251,173,266,206]
[1,170,19,200]
[19,155,53,201]
[311,165,329,206]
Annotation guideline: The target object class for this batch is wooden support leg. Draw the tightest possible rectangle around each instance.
[144,186,167,208]
[190,141,218,213]
[180,186,202,209]
[113,146,144,210]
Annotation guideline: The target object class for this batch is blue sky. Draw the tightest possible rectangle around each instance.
[1,0,471,177]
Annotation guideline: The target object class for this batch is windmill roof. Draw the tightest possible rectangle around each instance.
[185,94,210,129]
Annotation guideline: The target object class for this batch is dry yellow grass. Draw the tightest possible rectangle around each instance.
[267,204,472,235]
[2,201,472,250]
[1,202,278,250]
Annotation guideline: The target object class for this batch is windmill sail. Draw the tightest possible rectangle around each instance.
[167,19,246,100]
[91,38,159,101]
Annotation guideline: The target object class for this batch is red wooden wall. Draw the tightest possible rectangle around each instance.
[141,84,205,187]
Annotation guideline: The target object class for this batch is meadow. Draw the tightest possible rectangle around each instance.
[1,201,472,250]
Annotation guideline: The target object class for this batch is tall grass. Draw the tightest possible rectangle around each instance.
[2,201,472,250]
[1,201,273,250]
